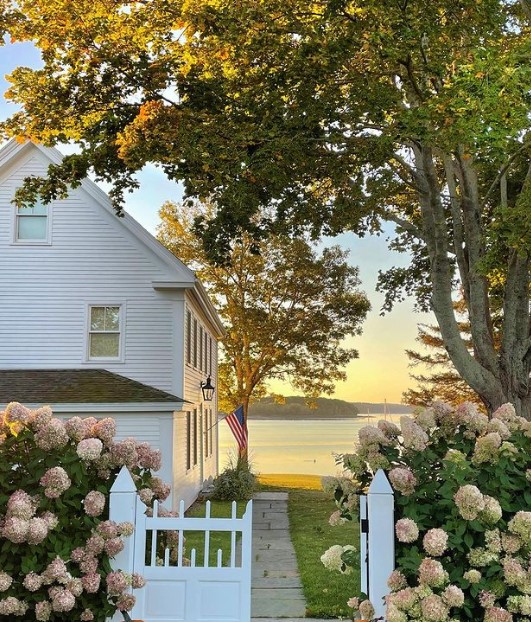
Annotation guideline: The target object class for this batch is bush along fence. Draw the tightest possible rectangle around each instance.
[109,466,253,622]
[321,402,531,622]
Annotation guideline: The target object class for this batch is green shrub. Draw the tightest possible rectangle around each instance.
[211,459,257,501]
[323,402,531,622]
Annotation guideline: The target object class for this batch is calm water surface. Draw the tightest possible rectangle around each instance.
[218,415,404,476]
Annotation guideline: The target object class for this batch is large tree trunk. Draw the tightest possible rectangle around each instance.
[413,145,531,419]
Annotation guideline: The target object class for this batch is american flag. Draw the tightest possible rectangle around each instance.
[224,405,247,449]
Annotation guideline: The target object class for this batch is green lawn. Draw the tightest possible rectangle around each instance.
[258,474,360,618]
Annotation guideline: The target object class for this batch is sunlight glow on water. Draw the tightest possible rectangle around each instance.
[218,415,404,476]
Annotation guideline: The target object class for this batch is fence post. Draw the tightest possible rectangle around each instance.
[108,466,138,622]
[367,469,394,621]
[359,494,368,595]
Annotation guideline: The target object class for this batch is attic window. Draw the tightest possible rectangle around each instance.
[88,306,122,359]
[15,201,48,242]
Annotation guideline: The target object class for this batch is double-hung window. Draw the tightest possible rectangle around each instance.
[15,201,48,242]
[88,305,122,359]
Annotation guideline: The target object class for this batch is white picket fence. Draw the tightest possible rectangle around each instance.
[108,467,253,622]
[359,469,395,620]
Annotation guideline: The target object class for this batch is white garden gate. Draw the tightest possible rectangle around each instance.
[108,467,253,622]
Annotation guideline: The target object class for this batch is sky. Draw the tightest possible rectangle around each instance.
[0,40,434,404]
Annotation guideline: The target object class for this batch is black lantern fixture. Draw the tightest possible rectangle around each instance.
[200,375,215,401]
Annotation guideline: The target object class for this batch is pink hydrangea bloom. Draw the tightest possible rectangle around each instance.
[347,596,359,609]
[83,491,106,517]
[0,596,29,616]
[118,522,135,537]
[86,534,105,555]
[109,438,138,468]
[387,569,408,591]
[400,417,429,451]
[79,557,99,575]
[328,510,347,526]
[106,570,130,596]
[484,606,513,622]
[418,558,448,587]
[138,488,155,505]
[358,425,389,447]
[42,557,69,584]
[388,587,417,611]
[77,438,103,461]
[5,402,32,425]
[23,572,43,592]
[442,585,464,608]
[423,528,448,557]
[35,418,69,450]
[41,511,59,530]
[7,490,36,520]
[479,591,497,608]
[359,600,375,620]
[116,593,136,611]
[485,419,511,439]
[508,511,531,541]
[137,442,162,470]
[80,609,95,621]
[31,406,53,431]
[27,517,49,545]
[93,418,116,444]
[415,408,437,431]
[81,573,101,594]
[50,588,75,612]
[378,420,401,438]
[64,417,87,442]
[131,573,146,589]
[472,432,502,465]
[395,518,419,543]
[420,594,449,622]
[96,520,119,539]
[104,537,125,557]
[0,573,13,592]
[40,466,71,499]
[2,517,29,543]
[150,476,171,501]
[389,467,417,496]
[463,569,481,583]
[454,485,485,520]
[35,601,52,621]
[480,496,503,524]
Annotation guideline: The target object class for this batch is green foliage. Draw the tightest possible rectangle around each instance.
[211,459,257,501]
[331,402,531,621]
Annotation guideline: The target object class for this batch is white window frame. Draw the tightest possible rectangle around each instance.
[12,199,52,245]
[85,303,125,363]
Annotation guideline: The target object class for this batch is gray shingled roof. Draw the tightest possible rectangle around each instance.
[0,370,185,405]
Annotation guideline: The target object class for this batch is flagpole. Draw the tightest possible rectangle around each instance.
[204,412,229,433]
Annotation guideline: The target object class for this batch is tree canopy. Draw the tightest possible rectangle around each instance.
[158,201,370,439]
[1,0,530,415]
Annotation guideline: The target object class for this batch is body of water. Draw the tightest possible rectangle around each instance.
[218,415,404,476]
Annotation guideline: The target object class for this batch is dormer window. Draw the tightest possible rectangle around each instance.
[15,201,48,242]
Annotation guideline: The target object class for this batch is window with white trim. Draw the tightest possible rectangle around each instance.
[15,201,48,242]
[88,305,122,359]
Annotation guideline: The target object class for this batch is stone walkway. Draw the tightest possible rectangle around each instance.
[250,492,308,619]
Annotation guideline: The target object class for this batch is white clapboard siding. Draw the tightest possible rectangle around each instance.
[0,150,183,393]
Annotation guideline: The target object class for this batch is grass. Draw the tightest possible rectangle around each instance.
[257,473,360,619]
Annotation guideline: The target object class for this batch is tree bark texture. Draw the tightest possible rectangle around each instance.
[411,146,531,418]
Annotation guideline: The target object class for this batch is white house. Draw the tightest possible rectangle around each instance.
[0,139,225,510]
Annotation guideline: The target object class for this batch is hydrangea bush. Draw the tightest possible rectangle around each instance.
[322,402,531,622]
[0,402,172,621]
